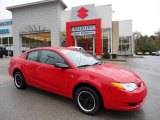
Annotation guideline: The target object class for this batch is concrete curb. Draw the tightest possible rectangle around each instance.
[122,55,144,58]
[100,58,127,62]
[107,59,127,62]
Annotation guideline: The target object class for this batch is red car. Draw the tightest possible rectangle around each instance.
[8,47,147,115]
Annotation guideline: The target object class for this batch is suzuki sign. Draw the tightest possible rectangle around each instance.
[72,25,95,31]
[77,7,88,19]
[72,25,95,36]
[71,4,96,21]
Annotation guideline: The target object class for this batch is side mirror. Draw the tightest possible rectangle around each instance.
[54,63,69,69]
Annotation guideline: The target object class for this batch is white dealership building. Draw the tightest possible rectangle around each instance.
[1,0,134,56]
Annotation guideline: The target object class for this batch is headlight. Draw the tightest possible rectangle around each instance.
[111,82,138,91]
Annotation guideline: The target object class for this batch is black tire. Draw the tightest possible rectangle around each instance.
[74,87,101,115]
[14,71,27,89]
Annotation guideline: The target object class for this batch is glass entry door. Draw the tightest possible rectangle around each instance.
[77,39,87,50]
[75,36,95,55]
[73,34,95,54]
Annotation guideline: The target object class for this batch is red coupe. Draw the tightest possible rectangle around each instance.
[8,47,147,115]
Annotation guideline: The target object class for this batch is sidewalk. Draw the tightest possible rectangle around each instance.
[100,56,127,62]
[0,57,12,85]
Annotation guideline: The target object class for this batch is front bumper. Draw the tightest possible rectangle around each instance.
[103,82,147,111]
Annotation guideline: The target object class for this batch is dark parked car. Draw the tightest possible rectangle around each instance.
[151,52,156,56]
[8,50,13,56]
[0,46,8,58]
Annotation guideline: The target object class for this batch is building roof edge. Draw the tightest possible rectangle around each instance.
[6,0,67,11]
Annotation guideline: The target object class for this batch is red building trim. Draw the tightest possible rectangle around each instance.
[66,19,102,55]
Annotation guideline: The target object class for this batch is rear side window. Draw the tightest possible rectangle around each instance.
[27,51,39,61]
[40,50,65,65]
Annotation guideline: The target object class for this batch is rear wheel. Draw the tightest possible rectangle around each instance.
[74,87,101,115]
[14,71,27,89]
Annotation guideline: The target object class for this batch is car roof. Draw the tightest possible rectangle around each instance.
[26,47,70,53]
[68,46,82,48]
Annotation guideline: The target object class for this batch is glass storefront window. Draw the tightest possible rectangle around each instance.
[0,37,13,51]
[2,37,13,45]
[61,32,66,47]
[118,36,132,55]
[22,34,51,51]
[102,28,109,53]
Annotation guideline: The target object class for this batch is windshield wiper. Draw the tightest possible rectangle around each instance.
[92,61,102,66]
[77,64,92,68]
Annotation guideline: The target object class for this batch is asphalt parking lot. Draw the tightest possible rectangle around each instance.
[0,56,160,120]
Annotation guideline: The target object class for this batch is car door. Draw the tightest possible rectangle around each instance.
[34,50,71,95]
[23,50,40,85]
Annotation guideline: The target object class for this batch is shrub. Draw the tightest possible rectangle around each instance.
[101,52,110,59]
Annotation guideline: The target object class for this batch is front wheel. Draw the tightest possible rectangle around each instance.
[74,87,101,115]
[14,71,27,89]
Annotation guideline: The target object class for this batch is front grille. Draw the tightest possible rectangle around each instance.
[128,102,138,107]
[128,100,143,107]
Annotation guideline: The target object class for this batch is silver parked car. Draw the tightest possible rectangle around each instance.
[155,51,160,56]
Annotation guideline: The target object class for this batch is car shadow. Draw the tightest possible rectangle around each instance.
[96,108,145,120]
[26,85,75,106]
[25,85,145,120]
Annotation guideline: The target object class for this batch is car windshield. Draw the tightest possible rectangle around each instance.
[60,49,101,68]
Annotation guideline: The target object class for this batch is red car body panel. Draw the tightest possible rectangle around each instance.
[8,47,147,111]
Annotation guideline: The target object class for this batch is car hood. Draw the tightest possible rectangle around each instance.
[85,63,141,83]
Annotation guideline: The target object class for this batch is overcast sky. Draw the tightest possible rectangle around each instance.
[0,0,160,36]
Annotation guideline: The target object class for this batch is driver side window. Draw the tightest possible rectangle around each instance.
[39,50,66,65]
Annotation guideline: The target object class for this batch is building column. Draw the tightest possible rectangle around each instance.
[107,29,110,53]
[95,19,102,55]
[93,37,95,55]
[7,37,10,56]
[0,37,3,46]
[74,37,77,46]
[66,22,73,47]
[110,29,113,54]
[13,34,22,56]
[131,36,134,55]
